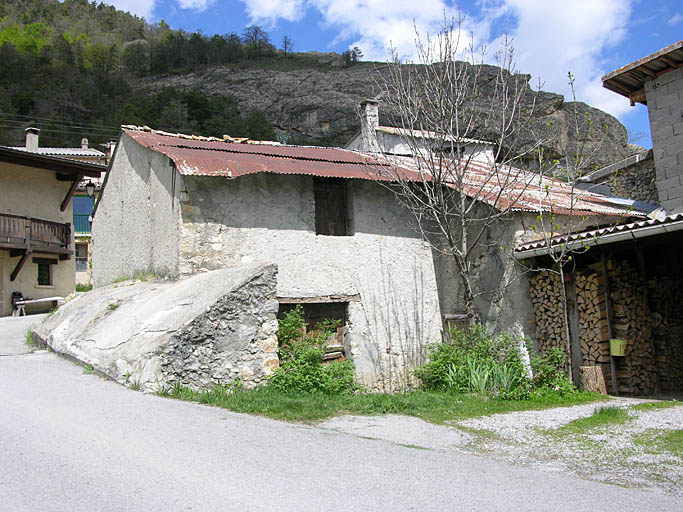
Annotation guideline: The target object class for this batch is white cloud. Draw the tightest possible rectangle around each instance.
[488,0,633,119]
[105,0,157,19]
[668,13,683,26]
[240,0,307,24]
[177,0,217,12]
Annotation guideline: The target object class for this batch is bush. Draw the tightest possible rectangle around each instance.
[528,345,575,396]
[415,325,528,398]
[269,306,359,395]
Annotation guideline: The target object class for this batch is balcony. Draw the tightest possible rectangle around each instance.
[73,213,91,234]
[0,213,72,256]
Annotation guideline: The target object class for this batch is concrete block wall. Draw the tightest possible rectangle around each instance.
[645,67,683,212]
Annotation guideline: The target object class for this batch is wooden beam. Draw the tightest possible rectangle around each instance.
[10,250,31,281]
[630,88,647,106]
[637,66,657,78]
[277,294,361,304]
[60,176,82,212]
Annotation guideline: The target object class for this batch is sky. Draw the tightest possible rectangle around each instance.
[106,0,683,148]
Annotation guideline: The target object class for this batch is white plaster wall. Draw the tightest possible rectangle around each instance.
[180,174,443,390]
[347,131,495,164]
[0,163,75,316]
[92,134,181,286]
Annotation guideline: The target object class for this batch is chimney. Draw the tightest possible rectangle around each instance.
[360,99,380,152]
[25,127,40,151]
[81,137,89,149]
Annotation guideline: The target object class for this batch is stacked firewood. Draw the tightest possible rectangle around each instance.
[528,270,567,356]
[576,270,610,366]
[608,260,657,395]
[647,276,683,391]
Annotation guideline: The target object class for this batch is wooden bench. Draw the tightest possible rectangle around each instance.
[12,296,64,317]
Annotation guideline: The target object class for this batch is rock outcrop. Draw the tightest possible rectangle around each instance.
[137,58,634,169]
[32,264,279,392]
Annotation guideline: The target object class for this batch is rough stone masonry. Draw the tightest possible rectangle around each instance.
[32,264,280,392]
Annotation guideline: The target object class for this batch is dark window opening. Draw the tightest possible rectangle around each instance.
[278,302,348,362]
[37,263,52,286]
[314,177,349,236]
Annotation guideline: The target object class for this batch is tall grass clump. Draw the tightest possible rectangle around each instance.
[416,326,578,400]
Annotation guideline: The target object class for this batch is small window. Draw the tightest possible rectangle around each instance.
[443,313,470,341]
[75,243,88,272]
[314,178,349,236]
[37,263,52,286]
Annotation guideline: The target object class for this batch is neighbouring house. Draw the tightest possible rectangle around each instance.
[8,127,110,287]
[0,146,103,316]
[577,150,659,208]
[346,99,495,165]
[91,126,641,390]
[10,127,108,165]
[602,39,683,213]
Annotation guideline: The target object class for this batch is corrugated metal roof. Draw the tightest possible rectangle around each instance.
[9,146,106,157]
[515,213,683,257]
[602,40,683,104]
[377,126,490,145]
[122,127,642,218]
[387,155,641,217]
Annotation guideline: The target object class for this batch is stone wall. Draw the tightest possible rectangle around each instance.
[32,265,279,392]
[592,155,659,205]
[159,268,279,390]
[645,67,683,212]
[178,173,443,392]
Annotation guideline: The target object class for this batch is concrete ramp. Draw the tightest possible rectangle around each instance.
[32,264,279,391]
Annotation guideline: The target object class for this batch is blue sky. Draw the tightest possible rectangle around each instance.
[108,0,683,148]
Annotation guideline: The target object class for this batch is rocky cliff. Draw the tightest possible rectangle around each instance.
[136,55,635,169]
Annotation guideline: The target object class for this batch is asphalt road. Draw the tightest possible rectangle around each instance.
[1,315,681,511]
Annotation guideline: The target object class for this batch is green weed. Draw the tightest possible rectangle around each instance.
[76,283,93,292]
[83,364,94,375]
[634,429,683,458]
[561,406,631,433]
[24,330,35,348]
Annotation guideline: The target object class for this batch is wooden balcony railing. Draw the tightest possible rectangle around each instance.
[0,213,72,255]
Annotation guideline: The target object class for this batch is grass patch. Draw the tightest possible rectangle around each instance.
[156,384,603,424]
[631,400,681,411]
[107,303,119,311]
[634,429,683,458]
[560,406,631,433]
[83,364,94,375]
[112,271,157,284]
[76,283,92,292]
[24,330,35,348]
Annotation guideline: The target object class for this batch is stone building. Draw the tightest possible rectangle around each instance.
[578,150,659,207]
[602,40,683,212]
[91,126,640,390]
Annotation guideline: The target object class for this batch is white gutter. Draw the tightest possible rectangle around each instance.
[514,219,683,260]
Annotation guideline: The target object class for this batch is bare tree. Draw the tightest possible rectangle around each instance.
[370,17,551,324]
[281,35,293,57]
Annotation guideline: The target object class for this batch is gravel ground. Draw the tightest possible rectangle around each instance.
[458,398,683,495]
[320,398,683,496]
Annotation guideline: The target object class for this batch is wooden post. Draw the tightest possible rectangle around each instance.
[601,253,618,395]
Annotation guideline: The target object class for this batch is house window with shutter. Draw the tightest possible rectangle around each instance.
[314,177,350,236]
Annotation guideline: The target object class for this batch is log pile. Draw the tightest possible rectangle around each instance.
[576,270,610,366]
[607,260,657,395]
[647,275,683,391]
[529,270,567,357]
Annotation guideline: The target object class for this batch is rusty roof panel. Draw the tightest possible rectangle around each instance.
[122,128,641,218]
